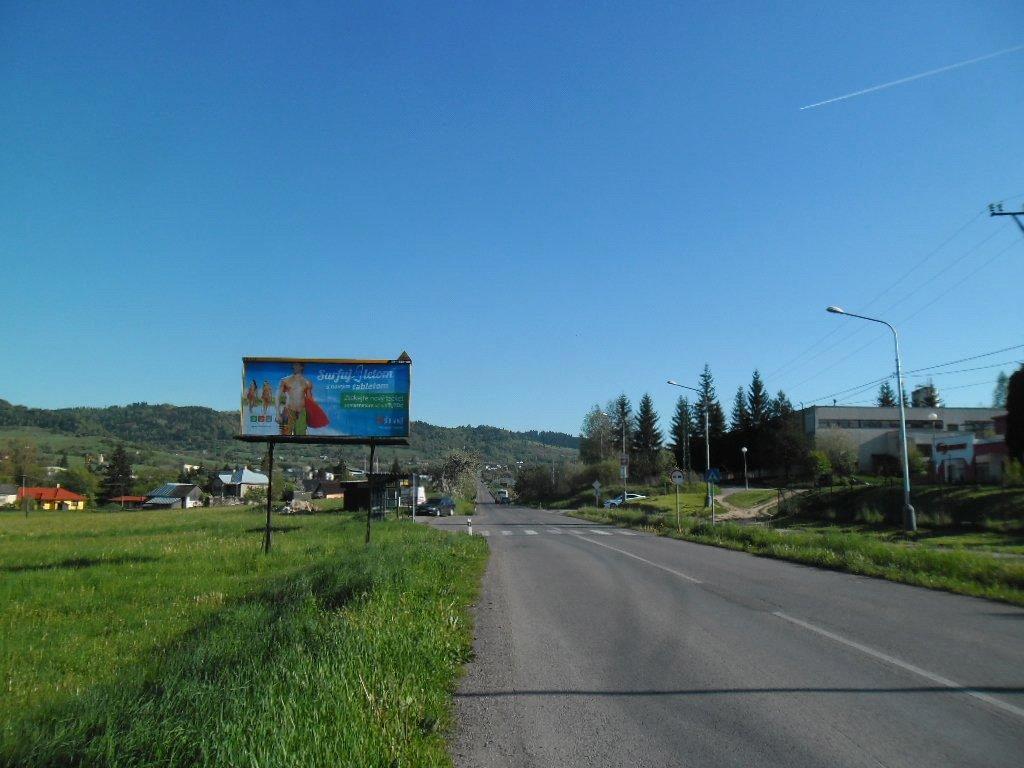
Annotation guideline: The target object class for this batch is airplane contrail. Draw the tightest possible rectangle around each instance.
[800,43,1024,110]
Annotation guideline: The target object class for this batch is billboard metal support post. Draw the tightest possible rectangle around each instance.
[264,442,275,554]
[366,442,376,545]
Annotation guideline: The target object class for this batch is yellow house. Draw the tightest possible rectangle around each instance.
[19,486,87,510]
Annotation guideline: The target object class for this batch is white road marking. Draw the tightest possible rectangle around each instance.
[575,536,702,583]
[545,528,562,535]
[524,529,538,535]
[773,611,1024,721]
[617,530,638,536]
[589,529,613,536]
[478,530,491,537]
[501,530,513,536]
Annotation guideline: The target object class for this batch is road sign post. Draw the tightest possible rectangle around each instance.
[670,468,685,530]
[704,468,721,525]
[592,479,602,508]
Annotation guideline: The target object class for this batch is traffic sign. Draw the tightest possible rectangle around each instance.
[619,453,629,466]
[670,469,685,486]
[592,480,602,490]
[620,465,628,480]
[704,468,721,483]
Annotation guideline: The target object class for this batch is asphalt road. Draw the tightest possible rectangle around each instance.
[423,500,1024,768]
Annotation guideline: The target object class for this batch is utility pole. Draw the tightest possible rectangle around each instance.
[989,203,1024,238]
[21,474,28,517]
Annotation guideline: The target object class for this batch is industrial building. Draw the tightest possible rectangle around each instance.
[800,405,1007,477]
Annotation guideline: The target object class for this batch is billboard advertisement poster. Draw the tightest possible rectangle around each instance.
[241,357,410,441]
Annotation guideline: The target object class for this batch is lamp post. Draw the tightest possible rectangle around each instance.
[741,446,749,490]
[668,380,714,523]
[826,306,916,532]
[602,411,627,506]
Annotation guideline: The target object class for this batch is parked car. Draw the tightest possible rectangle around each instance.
[603,493,647,509]
[418,499,442,516]
[438,497,456,516]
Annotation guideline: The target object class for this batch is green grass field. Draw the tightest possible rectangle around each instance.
[569,506,1024,606]
[0,507,487,767]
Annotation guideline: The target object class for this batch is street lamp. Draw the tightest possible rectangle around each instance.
[826,306,916,532]
[602,411,628,506]
[741,446,749,491]
[667,379,715,523]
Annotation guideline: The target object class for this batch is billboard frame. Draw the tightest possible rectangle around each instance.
[234,352,412,552]
[236,354,412,447]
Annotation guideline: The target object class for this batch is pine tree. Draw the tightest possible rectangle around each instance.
[876,381,897,407]
[631,394,663,479]
[730,385,751,434]
[747,370,770,430]
[668,397,694,474]
[609,394,633,461]
[694,364,726,467]
[994,372,1009,408]
[100,445,133,503]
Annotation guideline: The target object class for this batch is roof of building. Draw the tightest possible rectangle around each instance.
[216,468,269,485]
[146,483,200,499]
[0,483,18,495]
[18,486,86,502]
[143,497,181,507]
[110,495,147,503]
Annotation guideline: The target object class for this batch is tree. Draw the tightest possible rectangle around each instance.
[579,405,614,465]
[245,486,267,505]
[668,397,694,474]
[730,385,752,435]
[609,395,633,461]
[0,440,43,486]
[631,394,663,479]
[437,450,478,496]
[55,465,98,500]
[100,445,133,503]
[994,372,1009,408]
[876,381,897,407]
[767,390,806,481]
[1006,366,1024,463]
[911,380,941,407]
[58,450,69,469]
[815,429,858,476]
[747,370,770,431]
[693,365,727,467]
[333,457,350,480]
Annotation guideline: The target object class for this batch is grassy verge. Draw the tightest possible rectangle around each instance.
[723,489,777,509]
[1,507,487,767]
[568,506,1024,606]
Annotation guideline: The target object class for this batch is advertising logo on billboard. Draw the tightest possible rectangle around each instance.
[240,356,411,442]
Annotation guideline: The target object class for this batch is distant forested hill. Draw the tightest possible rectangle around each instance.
[0,399,577,466]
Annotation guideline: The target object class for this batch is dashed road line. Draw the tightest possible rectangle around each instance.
[773,611,1024,721]
[589,529,613,535]
[524,529,538,535]
[501,530,513,536]
[574,535,702,583]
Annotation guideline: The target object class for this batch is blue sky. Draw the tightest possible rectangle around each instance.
[3,2,1022,434]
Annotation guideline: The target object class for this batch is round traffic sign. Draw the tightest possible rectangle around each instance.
[670,469,686,486]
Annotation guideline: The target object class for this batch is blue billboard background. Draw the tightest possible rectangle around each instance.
[241,359,410,439]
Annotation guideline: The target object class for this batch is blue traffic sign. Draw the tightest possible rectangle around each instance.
[704,468,721,483]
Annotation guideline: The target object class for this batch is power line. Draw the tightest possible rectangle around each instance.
[774,218,999,387]
[800,343,1024,406]
[765,208,984,382]
[784,231,1019,396]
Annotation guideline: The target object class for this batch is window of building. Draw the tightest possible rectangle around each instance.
[946,424,959,431]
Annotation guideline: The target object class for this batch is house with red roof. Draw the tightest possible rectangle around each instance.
[18,485,87,510]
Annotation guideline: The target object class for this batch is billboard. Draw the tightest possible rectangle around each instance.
[240,357,410,443]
